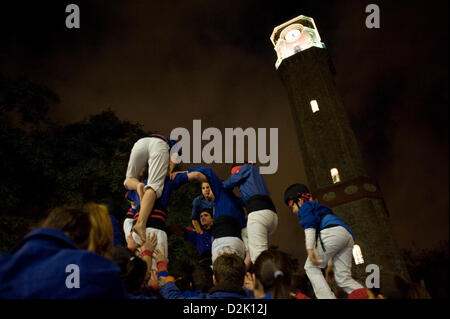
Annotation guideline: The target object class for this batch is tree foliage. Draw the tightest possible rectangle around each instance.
[0,109,149,216]
[0,74,59,126]
[0,74,203,283]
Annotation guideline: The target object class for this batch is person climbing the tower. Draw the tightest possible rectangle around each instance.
[283,183,367,299]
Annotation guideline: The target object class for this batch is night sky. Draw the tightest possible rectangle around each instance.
[1,0,448,261]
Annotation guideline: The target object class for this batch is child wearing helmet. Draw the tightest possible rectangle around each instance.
[283,183,367,299]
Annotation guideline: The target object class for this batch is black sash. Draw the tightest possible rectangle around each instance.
[211,216,242,239]
[245,194,277,214]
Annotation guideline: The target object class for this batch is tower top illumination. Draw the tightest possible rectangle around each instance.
[270,15,324,69]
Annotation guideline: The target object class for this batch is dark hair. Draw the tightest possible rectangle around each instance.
[41,206,91,249]
[211,254,246,293]
[200,208,213,218]
[253,250,293,299]
[112,246,147,295]
[192,264,213,293]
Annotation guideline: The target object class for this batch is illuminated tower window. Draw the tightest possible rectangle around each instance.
[330,168,341,184]
[310,100,319,113]
[353,244,364,265]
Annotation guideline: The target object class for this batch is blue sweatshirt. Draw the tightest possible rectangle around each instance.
[222,163,270,202]
[160,281,248,299]
[184,228,213,258]
[0,228,129,299]
[298,201,355,239]
[188,167,246,228]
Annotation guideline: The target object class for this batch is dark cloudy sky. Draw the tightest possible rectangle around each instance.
[1,0,448,260]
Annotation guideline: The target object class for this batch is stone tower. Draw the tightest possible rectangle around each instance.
[270,15,409,297]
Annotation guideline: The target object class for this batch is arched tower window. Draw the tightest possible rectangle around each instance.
[353,244,364,265]
[330,168,341,184]
[310,100,319,113]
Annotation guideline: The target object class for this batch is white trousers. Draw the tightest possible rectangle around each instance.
[241,227,249,256]
[246,209,278,263]
[124,137,169,198]
[304,226,363,299]
[124,218,168,272]
[211,236,246,264]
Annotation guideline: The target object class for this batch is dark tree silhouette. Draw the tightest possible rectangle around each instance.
[0,75,203,283]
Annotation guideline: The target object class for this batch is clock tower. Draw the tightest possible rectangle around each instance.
[271,15,409,297]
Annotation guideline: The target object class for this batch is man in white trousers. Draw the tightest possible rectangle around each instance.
[124,134,180,242]
[284,183,368,299]
[222,162,278,264]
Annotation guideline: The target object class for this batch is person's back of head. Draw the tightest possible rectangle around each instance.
[211,253,246,293]
[253,250,293,299]
[84,202,114,259]
[112,246,147,295]
[192,264,213,293]
[41,206,91,249]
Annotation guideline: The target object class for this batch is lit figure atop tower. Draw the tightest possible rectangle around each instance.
[271,15,409,297]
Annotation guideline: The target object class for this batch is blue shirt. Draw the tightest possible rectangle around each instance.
[0,228,129,299]
[160,281,248,299]
[191,195,214,220]
[188,167,246,228]
[126,172,188,211]
[184,228,212,257]
[298,201,355,239]
[222,163,270,203]
[182,289,201,298]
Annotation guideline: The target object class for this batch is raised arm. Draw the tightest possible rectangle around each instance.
[170,170,208,183]
[222,164,251,190]
[187,166,223,199]
[187,171,208,182]
[139,233,158,275]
